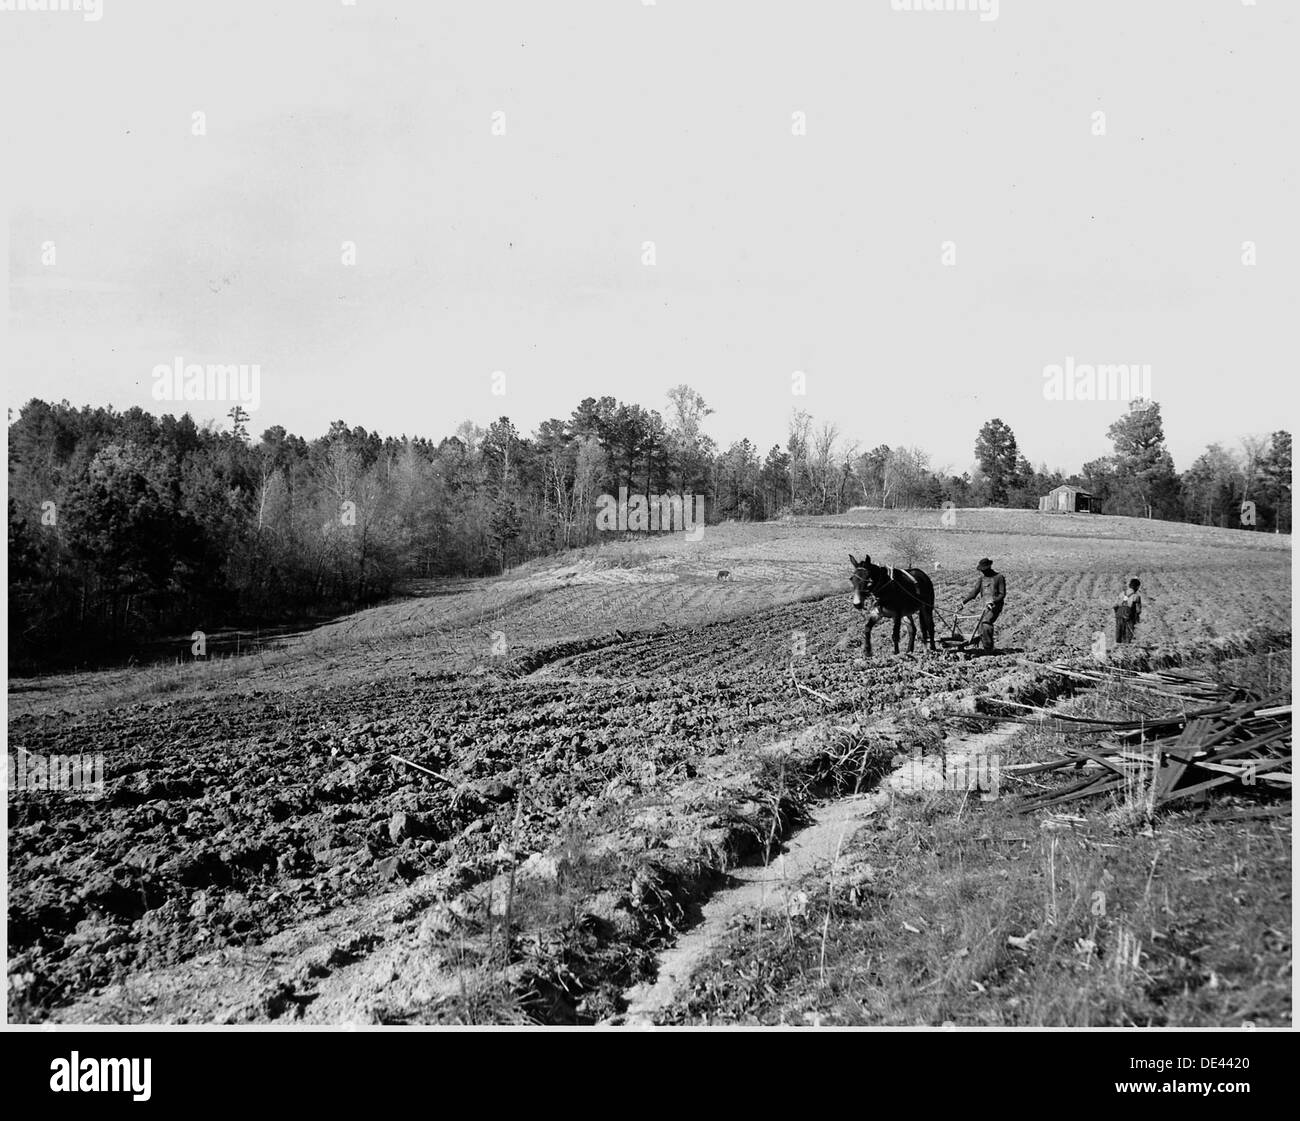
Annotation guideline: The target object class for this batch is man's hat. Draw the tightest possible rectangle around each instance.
[977,557,993,569]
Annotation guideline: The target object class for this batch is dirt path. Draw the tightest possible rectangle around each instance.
[620,790,890,1022]
[618,722,1023,1024]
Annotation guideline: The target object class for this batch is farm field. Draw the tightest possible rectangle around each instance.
[9,509,1288,715]
[6,510,1292,1023]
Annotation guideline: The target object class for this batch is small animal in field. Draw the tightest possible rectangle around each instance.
[848,552,936,656]
[716,569,731,581]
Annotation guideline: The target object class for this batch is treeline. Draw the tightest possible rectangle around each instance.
[715,401,1290,531]
[968,404,1291,529]
[6,391,1290,668]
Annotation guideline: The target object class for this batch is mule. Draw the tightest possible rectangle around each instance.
[848,553,936,657]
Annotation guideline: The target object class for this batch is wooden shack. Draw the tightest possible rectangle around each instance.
[1039,484,1095,513]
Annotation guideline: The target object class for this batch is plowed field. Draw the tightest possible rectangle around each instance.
[7,511,1290,1022]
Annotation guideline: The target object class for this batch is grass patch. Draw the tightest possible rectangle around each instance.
[659,655,1291,1026]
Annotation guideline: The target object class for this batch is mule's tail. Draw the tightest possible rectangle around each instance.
[909,569,937,648]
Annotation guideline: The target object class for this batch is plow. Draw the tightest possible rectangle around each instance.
[936,605,993,655]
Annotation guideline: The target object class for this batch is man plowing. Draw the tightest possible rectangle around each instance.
[957,557,1006,653]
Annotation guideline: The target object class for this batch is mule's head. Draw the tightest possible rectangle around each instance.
[848,553,884,610]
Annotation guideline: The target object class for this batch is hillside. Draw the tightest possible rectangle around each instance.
[7,509,1291,1024]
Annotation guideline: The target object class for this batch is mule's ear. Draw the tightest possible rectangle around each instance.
[862,554,871,566]
[848,553,858,568]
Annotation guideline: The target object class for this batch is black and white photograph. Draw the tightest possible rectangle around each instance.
[3,0,1294,1077]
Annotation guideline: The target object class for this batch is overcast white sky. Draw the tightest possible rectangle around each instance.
[4,0,1297,476]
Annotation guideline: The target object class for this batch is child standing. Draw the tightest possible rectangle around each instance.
[1114,578,1142,644]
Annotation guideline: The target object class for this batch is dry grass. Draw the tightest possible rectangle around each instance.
[660,656,1291,1026]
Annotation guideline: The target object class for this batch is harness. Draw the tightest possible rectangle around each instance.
[857,565,929,617]
[887,565,918,590]
[867,565,919,600]
[852,562,961,631]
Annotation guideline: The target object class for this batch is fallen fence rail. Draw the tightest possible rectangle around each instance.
[965,663,1291,815]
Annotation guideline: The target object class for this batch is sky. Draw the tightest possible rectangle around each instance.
[4,0,1298,478]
